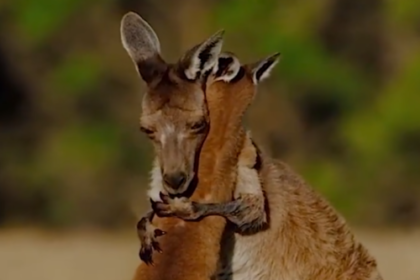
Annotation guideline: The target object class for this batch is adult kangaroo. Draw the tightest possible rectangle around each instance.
[120,12,274,280]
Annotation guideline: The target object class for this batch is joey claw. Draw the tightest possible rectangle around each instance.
[159,192,171,203]
[152,241,163,253]
[137,214,166,265]
[138,236,163,264]
[139,245,154,265]
[152,201,173,217]
[150,199,159,210]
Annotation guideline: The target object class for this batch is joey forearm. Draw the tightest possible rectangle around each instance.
[225,193,267,233]
[153,192,267,234]
[194,193,267,233]
[136,209,155,231]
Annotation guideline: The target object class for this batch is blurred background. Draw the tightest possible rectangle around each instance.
[0,0,419,279]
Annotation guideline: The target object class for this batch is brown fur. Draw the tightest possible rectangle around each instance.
[149,63,384,280]
[120,12,383,280]
[154,133,267,234]
[120,11,262,280]
[131,61,256,280]
[158,146,384,279]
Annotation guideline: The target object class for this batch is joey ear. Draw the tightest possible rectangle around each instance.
[120,12,166,83]
[179,30,225,81]
[212,52,241,83]
[250,53,281,84]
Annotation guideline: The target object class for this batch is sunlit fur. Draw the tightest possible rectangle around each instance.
[144,58,384,280]
[120,11,382,280]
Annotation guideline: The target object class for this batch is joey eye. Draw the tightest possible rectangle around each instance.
[190,120,207,132]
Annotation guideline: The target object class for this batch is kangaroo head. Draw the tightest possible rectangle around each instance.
[120,12,224,195]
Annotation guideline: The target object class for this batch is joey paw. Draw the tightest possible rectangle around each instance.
[152,192,202,220]
[137,217,166,265]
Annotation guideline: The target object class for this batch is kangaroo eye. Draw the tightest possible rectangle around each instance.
[140,126,155,135]
[190,120,207,132]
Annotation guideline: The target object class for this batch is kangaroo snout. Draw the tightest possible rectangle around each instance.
[163,171,187,191]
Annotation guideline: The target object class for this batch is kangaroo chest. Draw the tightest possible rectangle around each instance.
[216,233,269,280]
[215,231,305,280]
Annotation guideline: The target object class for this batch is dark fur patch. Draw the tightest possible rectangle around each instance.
[136,54,168,84]
[198,40,218,70]
[175,39,220,81]
[251,139,262,171]
[214,56,244,83]
[215,56,234,77]
[254,60,273,82]
[231,67,245,83]
[175,44,201,81]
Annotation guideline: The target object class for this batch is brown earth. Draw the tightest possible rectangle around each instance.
[0,228,419,280]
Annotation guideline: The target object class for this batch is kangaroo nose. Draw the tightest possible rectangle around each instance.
[163,172,187,190]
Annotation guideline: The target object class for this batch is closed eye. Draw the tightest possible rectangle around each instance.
[140,126,155,135]
[190,120,207,133]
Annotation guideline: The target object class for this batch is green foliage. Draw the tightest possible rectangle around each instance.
[214,0,420,223]
[386,0,420,27]
[13,0,85,44]
[214,0,369,104]
[1,0,419,228]
[50,53,103,97]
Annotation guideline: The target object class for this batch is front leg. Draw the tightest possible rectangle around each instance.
[137,208,166,265]
[153,193,267,234]
[218,193,267,233]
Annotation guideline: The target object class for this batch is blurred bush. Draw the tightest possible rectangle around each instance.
[0,0,419,229]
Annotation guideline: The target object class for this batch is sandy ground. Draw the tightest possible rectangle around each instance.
[0,228,419,280]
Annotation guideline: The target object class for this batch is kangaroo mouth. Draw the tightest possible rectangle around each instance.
[168,174,198,199]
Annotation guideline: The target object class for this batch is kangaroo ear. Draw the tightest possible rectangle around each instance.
[120,12,167,83]
[250,53,281,84]
[178,30,225,81]
[212,52,241,83]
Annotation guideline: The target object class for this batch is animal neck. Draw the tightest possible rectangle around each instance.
[193,88,251,201]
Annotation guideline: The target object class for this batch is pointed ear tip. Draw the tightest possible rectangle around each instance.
[219,51,235,58]
[125,11,138,16]
[121,11,149,28]
[272,52,281,60]
[122,11,138,21]
[212,29,226,40]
